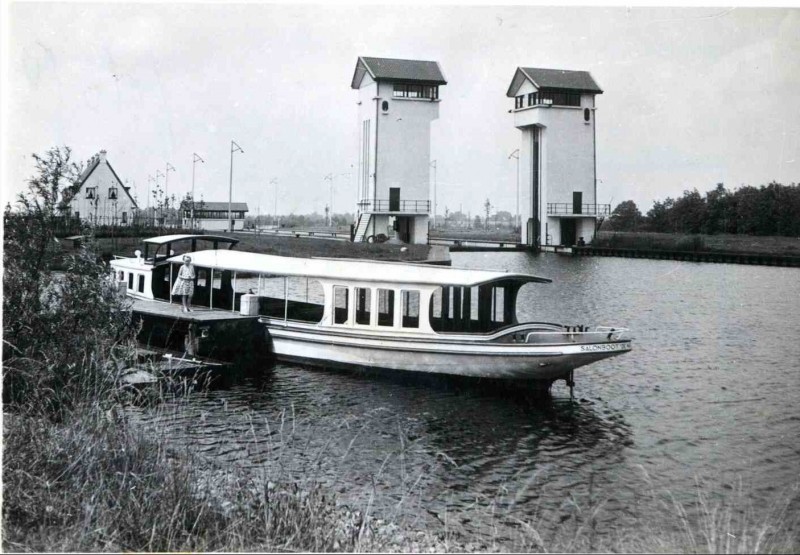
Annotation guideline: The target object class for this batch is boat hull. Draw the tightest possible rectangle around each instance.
[266,325,631,381]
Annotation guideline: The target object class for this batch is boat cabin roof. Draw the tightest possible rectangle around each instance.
[168,249,552,287]
[144,234,239,246]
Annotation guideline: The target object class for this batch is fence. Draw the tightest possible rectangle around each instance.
[50,215,195,238]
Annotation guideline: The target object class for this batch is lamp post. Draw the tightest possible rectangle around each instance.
[324,173,334,226]
[155,169,165,226]
[164,163,175,227]
[191,153,205,229]
[429,160,437,228]
[508,149,520,231]
[147,174,155,212]
[228,140,244,232]
[270,178,278,227]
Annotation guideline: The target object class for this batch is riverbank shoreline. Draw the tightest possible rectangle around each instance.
[581,232,800,267]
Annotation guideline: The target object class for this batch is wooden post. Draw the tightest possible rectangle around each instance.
[232,271,237,312]
[210,268,214,309]
[169,264,173,304]
[284,276,289,324]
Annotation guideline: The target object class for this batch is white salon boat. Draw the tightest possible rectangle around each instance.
[111,235,632,383]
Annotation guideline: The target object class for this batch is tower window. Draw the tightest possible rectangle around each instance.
[381,100,389,112]
[584,108,591,122]
[392,83,438,100]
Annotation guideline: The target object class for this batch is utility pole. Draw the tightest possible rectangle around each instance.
[270,178,278,227]
[228,140,244,233]
[155,169,165,226]
[484,198,492,230]
[191,153,204,229]
[324,173,334,226]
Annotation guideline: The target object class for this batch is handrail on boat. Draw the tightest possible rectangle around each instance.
[525,326,630,343]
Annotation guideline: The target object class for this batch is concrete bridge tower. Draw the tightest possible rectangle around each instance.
[506,67,607,248]
[351,56,446,244]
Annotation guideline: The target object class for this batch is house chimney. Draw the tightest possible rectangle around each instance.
[99,150,107,163]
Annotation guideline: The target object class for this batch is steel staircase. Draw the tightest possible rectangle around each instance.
[353,213,372,243]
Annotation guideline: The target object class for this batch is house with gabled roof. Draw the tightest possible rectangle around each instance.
[351,56,447,245]
[507,66,608,249]
[62,150,138,226]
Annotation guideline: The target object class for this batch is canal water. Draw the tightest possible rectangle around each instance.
[131,252,800,546]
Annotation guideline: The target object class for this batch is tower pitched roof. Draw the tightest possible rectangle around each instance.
[351,56,447,89]
[506,67,603,97]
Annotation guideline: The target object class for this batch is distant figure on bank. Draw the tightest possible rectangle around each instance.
[172,255,195,312]
[577,237,586,247]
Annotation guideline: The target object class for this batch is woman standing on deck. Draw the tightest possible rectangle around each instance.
[172,255,195,312]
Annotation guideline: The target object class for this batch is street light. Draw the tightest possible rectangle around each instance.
[155,169,165,225]
[324,173,334,226]
[164,163,176,227]
[228,140,244,232]
[191,153,205,229]
[270,178,278,227]
[147,174,155,211]
[508,149,520,231]
[430,160,437,228]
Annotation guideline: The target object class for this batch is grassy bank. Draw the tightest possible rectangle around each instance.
[593,231,800,257]
[2,404,362,552]
[430,228,521,243]
[90,232,430,262]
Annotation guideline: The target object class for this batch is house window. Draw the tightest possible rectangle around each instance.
[75,211,80,220]
[528,93,535,106]
[584,108,591,122]
[86,187,96,199]
[515,95,524,109]
[381,100,389,112]
[108,187,118,200]
[121,211,127,224]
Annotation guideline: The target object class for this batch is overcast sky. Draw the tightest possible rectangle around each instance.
[3,4,799,218]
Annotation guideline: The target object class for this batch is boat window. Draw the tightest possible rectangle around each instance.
[243,275,324,323]
[117,271,124,281]
[493,287,505,323]
[138,274,145,293]
[377,289,395,327]
[429,283,516,333]
[401,290,419,328]
[334,286,349,324]
[355,287,372,325]
[470,286,480,321]
[128,272,134,290]
[197,269,206,287]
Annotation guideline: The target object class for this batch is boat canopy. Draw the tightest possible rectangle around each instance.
[143,234,239,246]
[168,249,552,287]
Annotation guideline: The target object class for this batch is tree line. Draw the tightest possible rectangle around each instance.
[610,182,800,236]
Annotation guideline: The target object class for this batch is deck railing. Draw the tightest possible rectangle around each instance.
[358,199,431,213]
[546,203,611,216]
